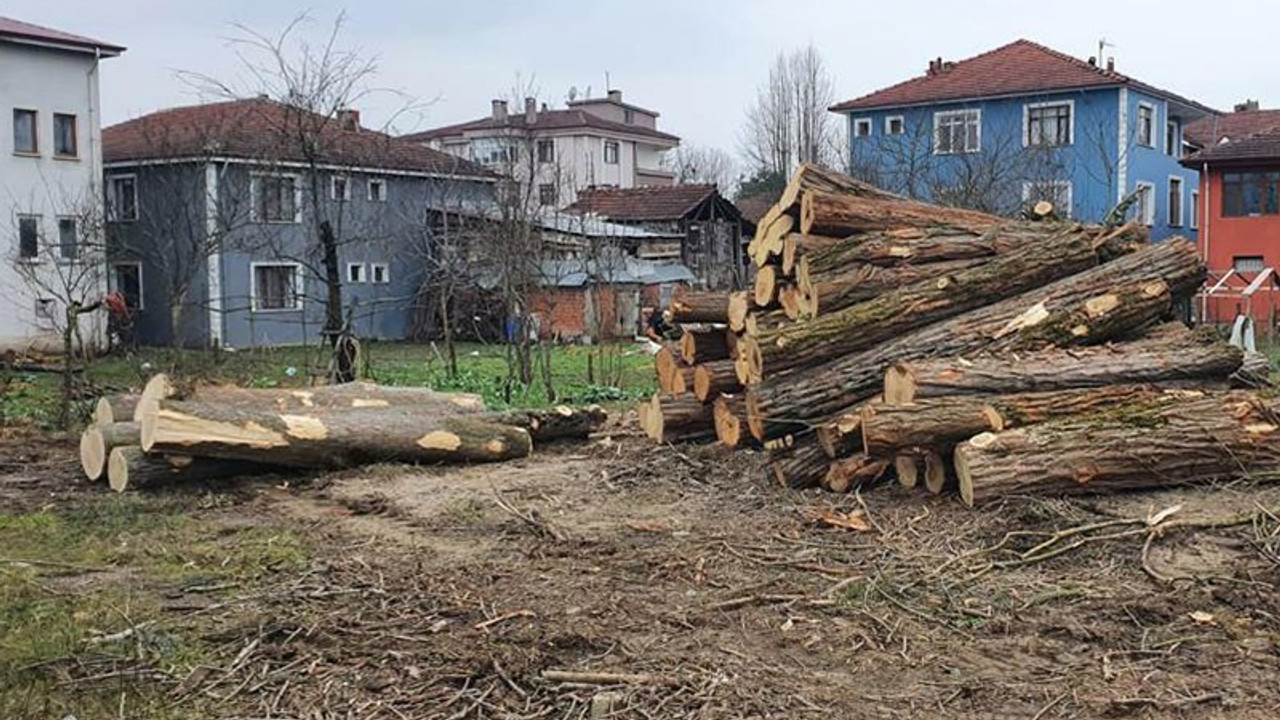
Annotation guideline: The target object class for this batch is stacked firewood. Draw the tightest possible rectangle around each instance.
[640,164,1278,505]
[79,375,606,492]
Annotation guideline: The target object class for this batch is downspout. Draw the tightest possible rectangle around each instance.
[1200,160,1211,324]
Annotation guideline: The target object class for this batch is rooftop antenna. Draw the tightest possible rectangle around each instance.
[1097,37,1116,64]
[605,71,611,92]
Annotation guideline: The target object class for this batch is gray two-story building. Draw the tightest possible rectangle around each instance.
[102,97,495,348]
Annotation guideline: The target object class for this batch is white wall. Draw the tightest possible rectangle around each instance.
[0,42,107,350]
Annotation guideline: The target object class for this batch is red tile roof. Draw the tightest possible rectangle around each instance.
[1185,110,1280,148]
[104,98,494,179]
[402,108,679,144]
[1183,128,1280,165]
[831,39,1213,114]
[0,16,124,54]
[734,193,775,224]
[564,184,722,221]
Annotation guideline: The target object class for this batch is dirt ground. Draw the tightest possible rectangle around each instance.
[6,418,1280,719]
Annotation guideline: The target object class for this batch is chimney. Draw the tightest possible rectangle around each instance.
[525,96,537,124]
[1106,56,1115,72]
[491,99,508,122]
[608,89,622,103]
[1234,99,1261,113]
[336,108,360,132]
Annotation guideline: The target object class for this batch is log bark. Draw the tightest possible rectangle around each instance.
[694,361,742,402]
[810,258,986,317]
[107,446,273,493]
[669,291,729,324]
[768,435,829,489]
[93,394,139,426]
[80,421,142,481]
[643,394,716,445]
[679,327,732,365]
[140,400,532,468]
[824,455,890,493]
[815,410,865,459]
[884,324,1241,403]
[746,224,1136,383]
[745,236,1204,440]
[955,391,1280,506]
[713,394,750,449]
[479,406,607,443]
[800,189,1000,237]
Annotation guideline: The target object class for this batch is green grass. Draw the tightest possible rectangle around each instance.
[0,496,309,719]
[1,340,658,428]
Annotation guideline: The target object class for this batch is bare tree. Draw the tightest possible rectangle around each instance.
[740,44,842,177]
[663,144,739,192]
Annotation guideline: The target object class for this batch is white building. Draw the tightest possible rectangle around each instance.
[0,17,123,351]
[403,90,679,208]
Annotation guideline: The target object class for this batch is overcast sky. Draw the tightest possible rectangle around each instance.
[8,0,1280,166]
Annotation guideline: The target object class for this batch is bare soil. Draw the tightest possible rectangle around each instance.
[5,420,1280,719]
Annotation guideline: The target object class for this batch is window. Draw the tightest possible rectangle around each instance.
[110,263,143,310]
[1134,182,1156,226]
[624,108,635,125]
[252,263,302,311]
[34,298,57,330]
[1222,171,1280,217]
[53,114,77,157]
[1190,190,1199,229]
[1137,103,1154,147]
[1025,101,1072,147]
[934,109,980,154]
[370,263,389,284]
[367,178,387,202]
[331,175,350,201]
[252,174,300,223]
[885,116,904,135]
[107,175,138,222]
[17,215,39,259]
[1165,120,1179,156]
[347,263,366,283]
[473,138,514,165]
[604,140,619,164]
[538,183,557,206]
[853,118,872,138]
[13,109,36,154]
[57,217,77,259]
[1234,256,1266,273]
[537,140,555,164]
[1022,181,1073,218]
[1168,177,1184,227]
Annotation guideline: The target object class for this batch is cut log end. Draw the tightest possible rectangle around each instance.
[895,454,921,489]
[727,292,751,333]
[883,365,916,405]
[754,265,779,307]
[713,396,743,449]
[80,426,106,481]
[924,450,948,495]
[954,444,977,507]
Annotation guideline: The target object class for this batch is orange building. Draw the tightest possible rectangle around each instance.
[1183,107,1280,329]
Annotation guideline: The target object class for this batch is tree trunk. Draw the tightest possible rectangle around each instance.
[319,219,344,342]
[713,394,751,449]
[679,327,732,365]
[824,455,890,494]
[811,258,988,317]
[800,189,1000,237]
[80,421,142,481]
[814,409,865,459]
[641,394,715,445]
[884,323,1241,403]
[478,406,607,444]
[745,224,1134,382]
[94,394,140,425]
[139,400,532,468]
[803,225,1046,277]
[693,361,742,402]
[744,237,1202,440]
[768,435,829,489]
[107,446,272,493]
[954,391,1280,506]
[669,291,729,324]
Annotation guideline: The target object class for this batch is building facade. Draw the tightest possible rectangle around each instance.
[102,98,495,349]
[831,40,1216,240]
[402,90,679,208]
[0,17,123,351]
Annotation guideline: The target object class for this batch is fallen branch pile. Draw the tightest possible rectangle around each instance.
[640,164,1278,505]
[80,375,607,492]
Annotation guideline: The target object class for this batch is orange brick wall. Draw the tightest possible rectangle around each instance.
[528,286,629,341]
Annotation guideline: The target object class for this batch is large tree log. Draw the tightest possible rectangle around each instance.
[810,257,989,318]
[642,394,715,444]
[669,291,729,324]
[767,435,829,489]
[814,409,866,459]
[744,223,1139,383]
[954,391,1280,506]
[745,237,1204,440]
[824,455,890,494]
[679,327,733,365]
[860,384,1170,456]
[80,421,142,481]
[884,324,1241,403]
[478,406,607,443]
[804,226,1028,277]
[713,394,751,449]
[107,446,273,493]
[694,361,742,402]
[94,394,139,425]
[800,189,1001,237]
[139,400,532,468]
[727,292,752,333]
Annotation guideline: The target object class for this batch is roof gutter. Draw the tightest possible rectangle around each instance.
[103,155,498,183]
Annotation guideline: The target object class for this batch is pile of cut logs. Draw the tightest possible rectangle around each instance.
[79,375,606,492]
[641,164,1278,505]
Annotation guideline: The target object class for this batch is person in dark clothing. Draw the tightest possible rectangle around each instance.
[645,308,676,343]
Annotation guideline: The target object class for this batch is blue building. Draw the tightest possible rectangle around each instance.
[831,40,1219,240]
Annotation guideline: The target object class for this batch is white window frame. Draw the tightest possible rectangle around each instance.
[537,139,556,164]
[109,261,144,310]
[1190,190,1199,229]
[367,178,387,202]
[853,118,873,138]
[370,262,390,285]
[1135,181,1156,226]
[603,140,619,165]
[933,109,981,155]
[56,216,78,261]
[16,213,40,261]
[1167,176,1184,227]
[347,262,366,283]
[107,174,138,222]
[1234,256,1266,273]
[1022,100,1074,148]
[1165,119,1179,156]
[330,175,351,202]
[884,115,905,136]
[1136,102,1155,148]
[250,172,303,224]
[1021,180,1073,218]
[249,261,303,312]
